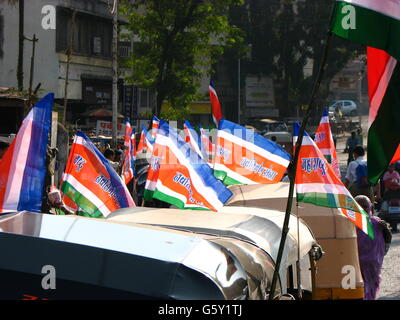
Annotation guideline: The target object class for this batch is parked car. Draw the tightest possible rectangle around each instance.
[328,100,358,116]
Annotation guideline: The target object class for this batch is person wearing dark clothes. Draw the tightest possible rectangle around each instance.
[346,131,360,165]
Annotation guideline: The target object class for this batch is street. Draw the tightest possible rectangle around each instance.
[334,115,400,300]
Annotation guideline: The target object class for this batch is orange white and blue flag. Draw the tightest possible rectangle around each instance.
[293,122,374,239]
[214,119,291,185]
[314,108,341,178]
[137,127,154,154]
[144,121,232,211]
[0,93,53,213]
[151,115,160,138]
[199,125,215,162]
[183,120,203,158]
[121,120,134,184]
[61,131,135,218]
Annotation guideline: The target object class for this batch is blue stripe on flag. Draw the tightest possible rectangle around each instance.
[219,119,291,161]
[159,121,232,205]
[293,122,310,138]
[76,131,130,208]
[18,93,53,212]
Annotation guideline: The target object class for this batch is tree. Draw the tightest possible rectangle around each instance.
[120,0,244,119]
[222,0,362,121]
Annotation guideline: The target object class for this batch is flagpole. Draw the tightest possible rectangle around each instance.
[268,30,334,300]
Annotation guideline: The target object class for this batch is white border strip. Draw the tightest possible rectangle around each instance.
[369,57,397,128]
[338,0,400,22]
[218,130,290,167]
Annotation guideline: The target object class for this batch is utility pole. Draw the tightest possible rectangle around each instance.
[238,58,241,124]
[17,0,24,91]
[26,34,38,113]
[111,0,119,149]
[63,11,76,125]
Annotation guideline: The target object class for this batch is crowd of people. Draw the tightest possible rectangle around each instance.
[342,129,395,300]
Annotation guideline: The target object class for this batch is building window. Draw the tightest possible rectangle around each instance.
[56,7,112,58]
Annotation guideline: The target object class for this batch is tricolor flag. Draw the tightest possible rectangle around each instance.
[183,120,203,158]
[366,47,400,183]
[131,129,137,160]
[293,122,374,239]
[331,0,400,183]
[151,115,160,138]
[390,145,400,164]
[144,121,232,211]
[137,127,154,154]
[314,108,341,178]
[61,132,135,218]
[0,93,53,213]
[199,125,216,161]
[121,120,134,184]
[214,119,291,185]
[209,81,222,127]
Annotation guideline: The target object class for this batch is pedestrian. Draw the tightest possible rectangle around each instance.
[104,148,119,172]
[356,128,363,148]
[344,145,375,202]
[345,131,360,165]
[355,195,391,300]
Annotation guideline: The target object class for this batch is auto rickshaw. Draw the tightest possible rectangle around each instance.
[226,182,364,300]
[0,206,321,300]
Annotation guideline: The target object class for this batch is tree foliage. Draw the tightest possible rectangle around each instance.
[225,0,363,122]
[120,0,244,119]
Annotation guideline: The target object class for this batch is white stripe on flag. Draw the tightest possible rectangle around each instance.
[156,180,207,209]
[63,174,111,217]
[337,0,400,22]
[218,130,290,167]
[213,163,256,185]
[157,134,225,210]
[368,57,397,128]
[296,182,352,197]
[3,116,34,211]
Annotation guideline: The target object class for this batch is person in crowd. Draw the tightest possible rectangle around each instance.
[382,163,400,192]
[355,195,391,300]
[345,131,360,165]
[0,141,9,160]
[345,145,374,202]
[104,149,119,172]
[356,128,363,147]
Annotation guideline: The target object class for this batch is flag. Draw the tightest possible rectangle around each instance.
[183,120,203,158]
[137,127,154,154]
[214,119,291,185]
[121,120,134,184]
[390,145,400,164]
[61,131,135,218]
[330,1,400,183]
[293,122,374,239]
[331,0,400,61]
[209,81,222,127]
[151,115,160,138]
[366,47,400,183]
[199,125,216,161]
[144,121,232,211]
[0,93,53,213]
[131,129,137,160]
[314,108,341,178]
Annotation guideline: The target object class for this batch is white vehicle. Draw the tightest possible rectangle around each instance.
[328,100,358,116]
